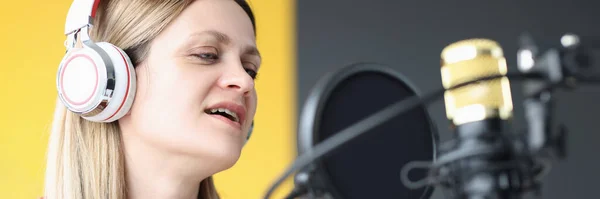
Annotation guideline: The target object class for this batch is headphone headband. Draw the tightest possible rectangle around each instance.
[65,0,101,35]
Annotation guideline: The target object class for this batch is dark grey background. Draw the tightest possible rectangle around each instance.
[296,0,600,198]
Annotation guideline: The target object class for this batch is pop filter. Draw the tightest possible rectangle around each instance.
[297,62,439,199]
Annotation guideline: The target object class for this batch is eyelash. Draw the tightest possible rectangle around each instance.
[192,52,258,80]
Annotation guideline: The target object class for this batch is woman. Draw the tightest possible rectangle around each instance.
[44,0,259,198]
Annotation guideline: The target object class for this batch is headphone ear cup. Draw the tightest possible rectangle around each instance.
[57,41,136,123]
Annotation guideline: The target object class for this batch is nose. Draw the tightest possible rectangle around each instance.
[218,63,254,95]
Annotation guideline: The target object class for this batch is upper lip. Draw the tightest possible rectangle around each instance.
[205,101,247,125]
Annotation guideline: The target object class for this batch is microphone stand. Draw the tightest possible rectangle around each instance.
[519,31,600,161]
[519,32,569,161]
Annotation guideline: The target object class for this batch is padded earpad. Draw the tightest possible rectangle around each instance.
[57,41,136,123]
[86,42,136,122]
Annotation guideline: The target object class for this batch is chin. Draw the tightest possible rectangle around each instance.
[143,119,247,172]
[203,140,244,171]
[179,132,245,172]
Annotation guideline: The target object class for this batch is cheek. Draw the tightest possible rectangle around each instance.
[250,91,258,114]
[137,61,206,109]
[127,65,215,153]
[246,91,258,125]
[131,62,219,134]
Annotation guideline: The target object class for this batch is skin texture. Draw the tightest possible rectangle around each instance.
[117,0,260,198]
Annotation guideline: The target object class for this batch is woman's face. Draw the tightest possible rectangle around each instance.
[119,0,259,169]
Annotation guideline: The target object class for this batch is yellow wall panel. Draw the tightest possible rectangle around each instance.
[0,0,296,198]
[0,1,71,198]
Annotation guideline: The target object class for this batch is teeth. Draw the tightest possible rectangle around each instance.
[209,108,239,122]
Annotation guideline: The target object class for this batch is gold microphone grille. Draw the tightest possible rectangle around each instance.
[440,39,513,125]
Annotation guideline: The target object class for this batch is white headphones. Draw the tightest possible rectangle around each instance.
[57,0,136,123]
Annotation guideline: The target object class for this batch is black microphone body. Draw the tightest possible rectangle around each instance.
[436,118,534,199]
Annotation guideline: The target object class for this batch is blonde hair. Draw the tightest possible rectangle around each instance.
[43,0,225,198]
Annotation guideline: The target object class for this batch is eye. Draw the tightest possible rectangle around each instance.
[190,47,219,64]
[245,68,258,79]
[194,53,219,61]
[243,61,259,79]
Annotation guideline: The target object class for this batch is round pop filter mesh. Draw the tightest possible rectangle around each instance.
[316,70,436,199]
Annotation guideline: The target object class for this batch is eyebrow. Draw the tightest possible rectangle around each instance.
[200,30,230,45]
[243,45,262,60]
[196,30,261,60]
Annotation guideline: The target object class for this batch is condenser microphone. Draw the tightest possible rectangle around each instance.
[434,38,528,199]
[440,38,513,125]
[398,34,593,199]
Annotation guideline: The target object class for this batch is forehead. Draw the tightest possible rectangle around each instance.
[165,0,256,46]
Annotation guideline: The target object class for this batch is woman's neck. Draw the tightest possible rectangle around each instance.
[122,133,212,199]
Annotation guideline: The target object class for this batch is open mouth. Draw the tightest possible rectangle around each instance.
[205,108,240,123]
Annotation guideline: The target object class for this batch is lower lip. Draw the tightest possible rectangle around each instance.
[208,114,242,130]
